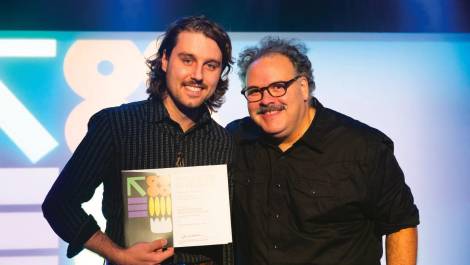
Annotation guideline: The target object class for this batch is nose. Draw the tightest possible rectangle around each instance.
[191,64,204,81]
[259,88,276,105]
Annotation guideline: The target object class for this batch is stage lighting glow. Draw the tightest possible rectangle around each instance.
[0,31,469,265]
[0,39,56,57]
[0,168,59,205]
[0,212,58,249]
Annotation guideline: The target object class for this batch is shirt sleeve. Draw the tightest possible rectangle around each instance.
[368,136,420,235]
[42,109,114,257]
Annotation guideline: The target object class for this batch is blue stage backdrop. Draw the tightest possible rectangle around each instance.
[0,31,469,265]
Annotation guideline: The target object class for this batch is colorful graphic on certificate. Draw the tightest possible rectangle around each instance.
[122,164,232,247]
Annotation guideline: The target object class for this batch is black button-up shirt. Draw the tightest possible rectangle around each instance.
[42,98,234,265]
[227,98,419,265]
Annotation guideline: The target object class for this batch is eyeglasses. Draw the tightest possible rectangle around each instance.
[241,75,302,102]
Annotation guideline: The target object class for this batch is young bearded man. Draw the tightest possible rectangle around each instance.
[43,16,234,265]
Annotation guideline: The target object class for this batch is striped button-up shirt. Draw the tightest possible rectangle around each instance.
[42,98,234,265]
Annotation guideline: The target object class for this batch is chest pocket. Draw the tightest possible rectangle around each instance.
[233,169,268,215]
[288,161,365,229]
[289,175,337,224]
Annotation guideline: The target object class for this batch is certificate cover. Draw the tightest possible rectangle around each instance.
[122,165,232,248]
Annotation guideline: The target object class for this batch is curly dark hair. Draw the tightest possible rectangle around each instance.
[146,15,233,111]
[237,36,315,94]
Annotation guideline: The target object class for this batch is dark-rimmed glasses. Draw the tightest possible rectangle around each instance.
[241,75,302,102]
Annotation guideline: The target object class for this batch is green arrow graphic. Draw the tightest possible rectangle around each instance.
[127,176,146,196]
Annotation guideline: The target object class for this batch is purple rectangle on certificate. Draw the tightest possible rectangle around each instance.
[128,197,147,204]
[128,210,148,218]
[128,204,147,211]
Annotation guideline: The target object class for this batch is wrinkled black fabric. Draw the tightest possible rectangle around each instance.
[227,98,419,265]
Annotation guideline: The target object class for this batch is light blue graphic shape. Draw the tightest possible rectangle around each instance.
[0,81,58,163]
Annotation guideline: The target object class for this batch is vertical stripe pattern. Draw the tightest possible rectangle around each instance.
[42,99,234,264]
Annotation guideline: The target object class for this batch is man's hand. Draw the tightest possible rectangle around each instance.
[386,227,418,265]
[116,239,175,265]
[85,231,174,265]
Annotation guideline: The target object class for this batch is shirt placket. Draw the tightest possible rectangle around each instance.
[175,131,185,167]
[268,149,285,254]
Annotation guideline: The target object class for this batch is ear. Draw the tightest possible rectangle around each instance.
[161,50,168,72]
[300,76,310,101]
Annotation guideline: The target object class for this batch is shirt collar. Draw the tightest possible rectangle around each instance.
[145,97,213,128]
[297,97,331,153]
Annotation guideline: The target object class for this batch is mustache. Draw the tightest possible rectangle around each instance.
[256,104,287,114]
[182,80,208,89]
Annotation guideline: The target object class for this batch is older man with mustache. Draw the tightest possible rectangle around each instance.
[227,37,419,265]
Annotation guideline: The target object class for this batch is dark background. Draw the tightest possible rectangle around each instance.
[1,0,469,32]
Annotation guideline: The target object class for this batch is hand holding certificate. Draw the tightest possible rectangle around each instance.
[122,165,232,248]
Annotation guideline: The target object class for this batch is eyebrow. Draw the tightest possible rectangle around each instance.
[177,52,196,60]
[246,80,288,89]
[177,52,221,65]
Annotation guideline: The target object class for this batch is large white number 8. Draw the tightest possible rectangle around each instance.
[63,40,146,152]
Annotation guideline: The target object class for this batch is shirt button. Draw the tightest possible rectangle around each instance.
[273,244,279,249]
[274,213,280,219]
[275,183,281,188]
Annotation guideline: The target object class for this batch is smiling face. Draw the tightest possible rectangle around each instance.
[246,53,313,146]
[161,31,222,113]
